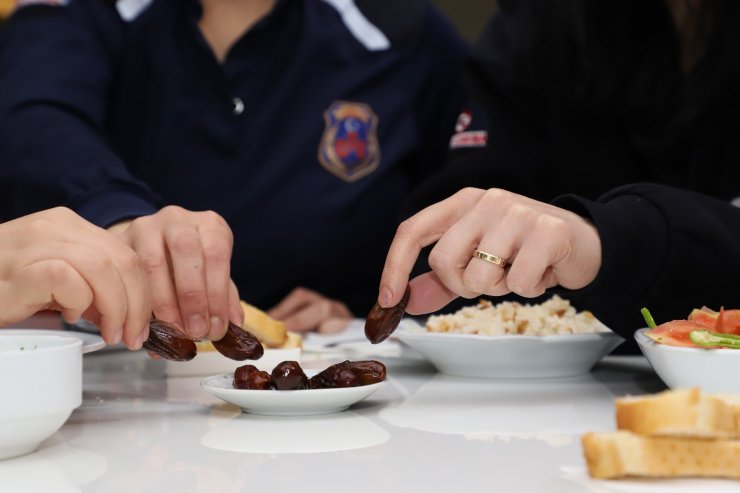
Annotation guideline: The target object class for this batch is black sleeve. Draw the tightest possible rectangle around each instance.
[404,0,549,215]
[554,183,740,348]
[0,2,161,225]
[409,2,470,185]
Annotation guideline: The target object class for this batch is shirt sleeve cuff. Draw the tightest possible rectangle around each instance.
[552,192,670,314]
[72,189,160,229]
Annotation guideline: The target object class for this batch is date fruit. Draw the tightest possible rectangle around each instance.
[364,285,410,344]
[212,322,264,361]
[232,360,387,391]
[234,364,272,390]
[344,360,387,386]
[309,363,361,389]
[271,361,309,390]
[143,319,197,361]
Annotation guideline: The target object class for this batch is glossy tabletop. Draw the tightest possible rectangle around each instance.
[1,323,736,493]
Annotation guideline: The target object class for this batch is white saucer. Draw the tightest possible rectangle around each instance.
[201,370,386,416]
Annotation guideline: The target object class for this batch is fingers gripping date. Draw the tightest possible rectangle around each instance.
[364,286,410,344]
[144,319,197,361]
[212,322,264,361]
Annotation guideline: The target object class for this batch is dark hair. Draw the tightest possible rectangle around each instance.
[515,0,740,151]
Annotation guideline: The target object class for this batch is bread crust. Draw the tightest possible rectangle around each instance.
[240,301,287,348]
[616,388,740,438]
[582,431,740,479]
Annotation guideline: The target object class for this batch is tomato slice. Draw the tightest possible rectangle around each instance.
[714,309,740,335]
[687,307,718,326]
[687,307,740,335]
[646,320,715,348]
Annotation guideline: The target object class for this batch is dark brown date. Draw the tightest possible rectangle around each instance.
[232,360,387,391]
[234,365,272,390]
[271,361,309,390]
[212,322,264,361]
[343,360,387,385]
[364,285,410,344]
[143,319,197,361]
[309,364,361,389]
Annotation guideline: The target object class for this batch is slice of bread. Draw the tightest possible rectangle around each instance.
[616,388,740,439]
[279,331,302,349]
[239,300,287,348]
[582,431,740,479]
[197,301,298,351]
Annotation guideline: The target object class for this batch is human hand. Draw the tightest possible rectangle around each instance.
[0,207,152,348]
[268,287,353,333]
[111,206,243,341]
[378,188,603,314]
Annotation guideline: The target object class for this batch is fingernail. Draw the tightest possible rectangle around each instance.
[210,316,224,336]
[112,328,123,345]
[379,287,392,308]
[134,327,150,350]
[188,314,208,338]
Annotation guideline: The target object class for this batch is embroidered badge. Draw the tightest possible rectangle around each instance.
[318,101,380,182]
[449,108,488,149]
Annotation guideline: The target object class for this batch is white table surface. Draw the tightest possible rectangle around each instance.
[1,322,737,493]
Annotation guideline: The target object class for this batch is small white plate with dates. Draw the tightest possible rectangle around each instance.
[200,370,386,416]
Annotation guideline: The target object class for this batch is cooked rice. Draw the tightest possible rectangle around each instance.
[425,295,608,336]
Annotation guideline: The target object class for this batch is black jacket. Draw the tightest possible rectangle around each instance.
[556,184,740,348]
[404,0,740,350]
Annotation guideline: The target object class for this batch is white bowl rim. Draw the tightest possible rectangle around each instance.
[0,334,82,354]
[397,327,623,342]
[634,327,740,356]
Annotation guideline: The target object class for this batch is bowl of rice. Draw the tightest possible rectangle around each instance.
[395,296,623,379]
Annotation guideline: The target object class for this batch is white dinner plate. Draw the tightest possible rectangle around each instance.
[395,324,624,379]
[0,329,105,354]
[200,370,387,416]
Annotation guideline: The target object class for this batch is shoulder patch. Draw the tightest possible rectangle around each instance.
[449,109,488,149]
[116,0,152,21]
[318,101,381,182]
[320,0,390,51]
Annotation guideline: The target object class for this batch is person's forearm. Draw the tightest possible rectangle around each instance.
[0,103,159,225]
[555,183,740,335]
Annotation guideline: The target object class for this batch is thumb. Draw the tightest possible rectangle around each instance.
[405,272,459,315]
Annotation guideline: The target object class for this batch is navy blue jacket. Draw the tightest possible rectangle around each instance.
[0,0,468,313]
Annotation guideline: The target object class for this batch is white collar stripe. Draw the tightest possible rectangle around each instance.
[116,0,153,22]
[320,0,391,51]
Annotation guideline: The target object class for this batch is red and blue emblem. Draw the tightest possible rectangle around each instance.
[318,101,380,182]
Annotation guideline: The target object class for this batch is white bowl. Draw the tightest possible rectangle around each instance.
[635,328,740,393]
[0,334,82,460]
[396,326,624,379]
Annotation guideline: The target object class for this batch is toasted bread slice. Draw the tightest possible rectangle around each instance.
[582,431,740,479]
[279,331,303,349]
[196,301,290,351]
[616,388,740,439]
[240,300,287,348]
